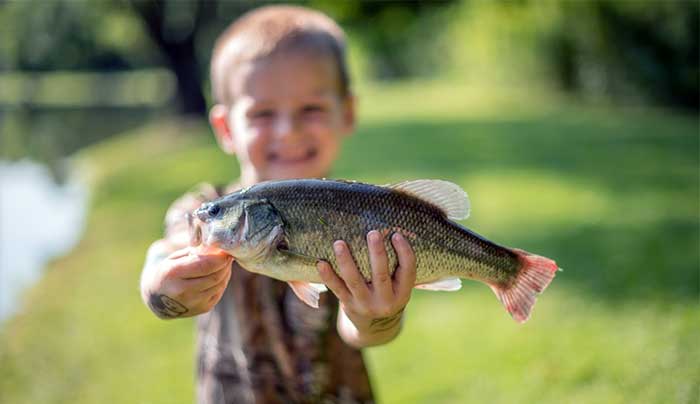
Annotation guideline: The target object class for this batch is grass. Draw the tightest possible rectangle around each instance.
[0,80,698,404]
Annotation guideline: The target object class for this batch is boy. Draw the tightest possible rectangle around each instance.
[140,5,417,403]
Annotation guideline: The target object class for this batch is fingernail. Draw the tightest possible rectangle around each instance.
[368,230,379,243]
[333,241,344,254]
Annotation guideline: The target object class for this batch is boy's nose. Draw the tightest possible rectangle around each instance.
[273,115,301,141]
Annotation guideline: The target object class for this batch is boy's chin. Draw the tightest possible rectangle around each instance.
[265,165,328,181]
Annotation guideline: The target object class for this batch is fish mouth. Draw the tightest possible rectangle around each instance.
[187,212,203,247]
[187,212,222,251]
[268,148,318,165]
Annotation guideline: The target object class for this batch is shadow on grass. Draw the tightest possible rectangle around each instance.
[513,220,699,303]
[340,116,698,191]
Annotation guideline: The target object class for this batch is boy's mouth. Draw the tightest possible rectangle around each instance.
[268,148,318,164]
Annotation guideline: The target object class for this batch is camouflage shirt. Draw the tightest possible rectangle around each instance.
[164,183,374,404]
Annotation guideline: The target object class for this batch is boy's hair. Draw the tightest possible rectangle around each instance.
[211,5,349,105]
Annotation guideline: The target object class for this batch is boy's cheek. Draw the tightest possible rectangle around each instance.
[303,121,334,135]
[309,114,349,133]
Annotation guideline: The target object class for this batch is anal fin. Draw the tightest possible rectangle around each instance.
[278,247,319,266]
[414,277,462,291]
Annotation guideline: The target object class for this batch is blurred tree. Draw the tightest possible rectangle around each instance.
[0,0,136,72]
[128,0,217,116]
[1,0,696,115]
[126,0,458,113]
[551,0,699,109]
[312,0,456,79]
[447,0,698,111]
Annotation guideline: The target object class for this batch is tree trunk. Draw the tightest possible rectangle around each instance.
[129,0,216,117]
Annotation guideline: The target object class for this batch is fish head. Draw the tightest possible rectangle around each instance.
[192,194,285,262]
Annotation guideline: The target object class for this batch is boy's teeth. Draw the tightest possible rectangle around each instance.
[272,149,316,162]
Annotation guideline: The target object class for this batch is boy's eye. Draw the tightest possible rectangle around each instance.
[302,104,325,114]
[250,109,275,120]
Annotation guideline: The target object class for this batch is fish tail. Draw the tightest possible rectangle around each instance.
[488,249,559,323]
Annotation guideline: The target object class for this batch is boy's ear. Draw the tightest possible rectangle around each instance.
[341,94,356,136]
[209,104,236,155]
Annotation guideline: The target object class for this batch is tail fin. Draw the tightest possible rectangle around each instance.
[489,249,559,323]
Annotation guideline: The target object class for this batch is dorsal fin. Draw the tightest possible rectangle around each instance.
[388,180,470,220]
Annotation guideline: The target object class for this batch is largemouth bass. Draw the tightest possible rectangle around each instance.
[189,179,559,323]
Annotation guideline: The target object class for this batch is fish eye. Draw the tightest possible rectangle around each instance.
[207,204,221,218]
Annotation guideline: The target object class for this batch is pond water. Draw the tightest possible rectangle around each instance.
[0,159,88,324]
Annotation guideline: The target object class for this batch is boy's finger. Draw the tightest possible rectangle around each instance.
[172,254,233,279]
[209,271,232,294]
[333,240,370,301]
[391,233,417,300]
[367,230,393,301]
[317,261,352,303]
[185,265,231,292]
[206,285,227,306]
[167,246,193,260]
[202,263,233,294]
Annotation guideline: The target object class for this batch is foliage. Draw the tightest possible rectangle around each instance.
[1,0,696,114]
[313,0,456,79]
[0,0,148,71]
[444,0,699,110]
[548,0,699,109]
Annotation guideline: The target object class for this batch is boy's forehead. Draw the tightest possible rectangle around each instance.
[226,51,343,103]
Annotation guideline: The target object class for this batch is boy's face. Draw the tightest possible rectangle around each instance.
[210,51,354,184]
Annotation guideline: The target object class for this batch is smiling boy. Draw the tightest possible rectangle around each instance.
[140,6,416,403]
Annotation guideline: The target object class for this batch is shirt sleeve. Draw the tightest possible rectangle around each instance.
[163,183,220,249]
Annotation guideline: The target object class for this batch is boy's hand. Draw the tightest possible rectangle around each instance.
[141,241,233,319]
[317,231,417,347]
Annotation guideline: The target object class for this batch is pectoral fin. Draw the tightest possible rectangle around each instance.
[277,247,319,266]
[277,248,328,308]
[288,281,328,308]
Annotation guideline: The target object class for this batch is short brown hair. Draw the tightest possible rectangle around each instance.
[210,5,349,105]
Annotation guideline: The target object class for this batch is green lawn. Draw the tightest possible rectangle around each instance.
[0,81,698,403]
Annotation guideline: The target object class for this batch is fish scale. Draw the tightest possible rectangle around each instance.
[193,179,559,323]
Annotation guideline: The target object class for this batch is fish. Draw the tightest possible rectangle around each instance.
[189,178,560,323]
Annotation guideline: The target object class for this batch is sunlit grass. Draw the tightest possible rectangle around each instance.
[0,80,697,403]
[369,289,699,404]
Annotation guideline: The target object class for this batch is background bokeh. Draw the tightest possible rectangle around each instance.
[0,1,698,403]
